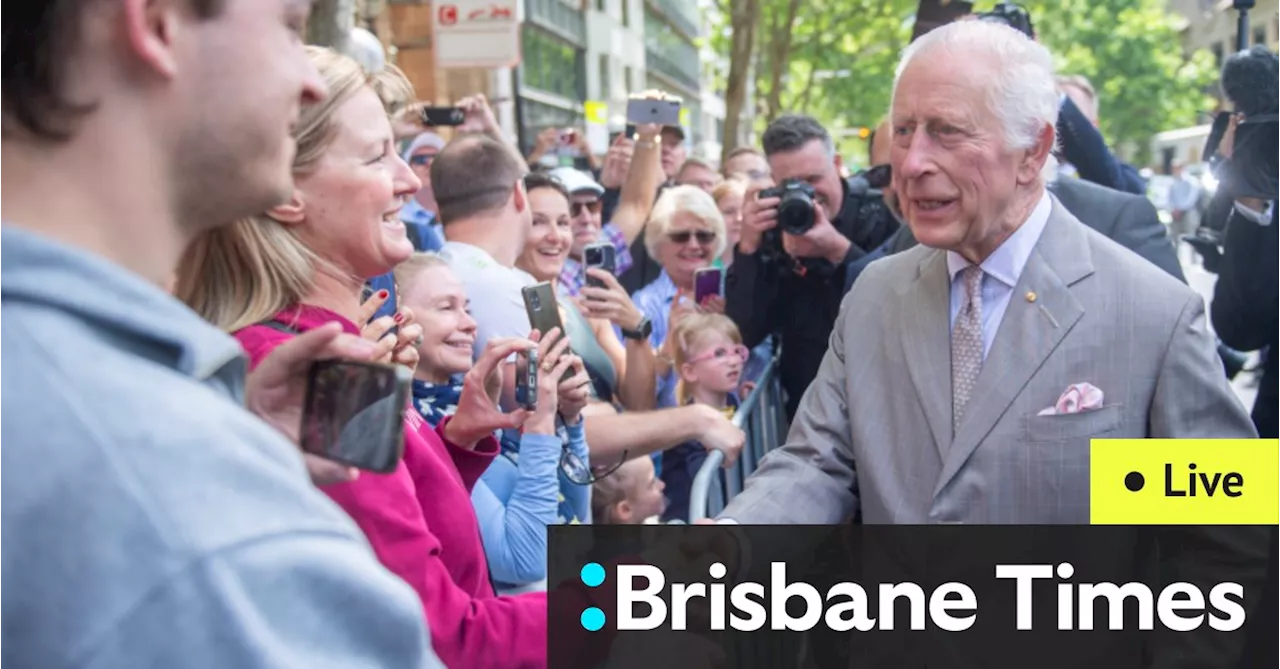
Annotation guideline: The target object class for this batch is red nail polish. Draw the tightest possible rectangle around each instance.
[394,313,404,323]
[377,290,389,299]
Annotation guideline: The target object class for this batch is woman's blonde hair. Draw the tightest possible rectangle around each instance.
[710,175,748,207]
[644,184,728,261]
[391,252,451,301]
[669,312,743,405]
[175,46,414,332]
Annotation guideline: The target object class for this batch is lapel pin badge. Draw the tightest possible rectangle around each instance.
[1025,290,1037,303]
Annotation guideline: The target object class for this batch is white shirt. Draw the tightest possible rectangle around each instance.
[945,190,1054,359]
[438,241,538,359]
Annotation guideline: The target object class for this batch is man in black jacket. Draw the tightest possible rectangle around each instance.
[725,115,900,419]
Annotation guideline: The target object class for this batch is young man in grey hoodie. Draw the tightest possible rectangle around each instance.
[2,2,443,667]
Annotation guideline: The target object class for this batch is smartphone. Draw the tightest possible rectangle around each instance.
[558,129,576,146]
[583,243,616,289]
[694,267,724,305]
[299,360,411,474]
[521,282,574,381]
[514,349,538,411]
[421,106,466,126]
[626,97,681,127]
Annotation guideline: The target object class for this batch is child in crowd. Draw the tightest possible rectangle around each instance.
[659,312,746,522]
[591,456,667,524]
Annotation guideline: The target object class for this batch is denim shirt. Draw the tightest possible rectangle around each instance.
[1,227,441,668]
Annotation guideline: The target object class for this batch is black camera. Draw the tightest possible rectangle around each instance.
[759,179,818,235]
[976,2,1035,39]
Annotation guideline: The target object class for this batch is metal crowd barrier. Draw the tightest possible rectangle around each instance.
[688,353,787,521]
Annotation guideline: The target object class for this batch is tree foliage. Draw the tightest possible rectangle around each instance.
[1025,0,1217,166]
[710,0,1215,167]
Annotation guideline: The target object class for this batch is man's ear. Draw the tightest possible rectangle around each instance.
[833,152,845,175]
[121,0,181,78]
[512,181,527,213]
[1018,123,1056,185]
[265,192,306,225]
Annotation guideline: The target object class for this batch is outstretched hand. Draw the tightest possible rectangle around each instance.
[442,336,538,449]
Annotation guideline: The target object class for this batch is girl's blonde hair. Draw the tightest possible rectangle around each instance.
[175,46,414,332]
[669,312,742,405]
[644,184,728,261]
[711,175,748,207]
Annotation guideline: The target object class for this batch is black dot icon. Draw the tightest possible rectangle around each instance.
[1124,471,1145,492]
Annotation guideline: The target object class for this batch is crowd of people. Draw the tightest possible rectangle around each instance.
[4,1,1274,668]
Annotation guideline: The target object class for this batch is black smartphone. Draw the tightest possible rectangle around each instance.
[299,360,411,474]
[515,349,538,411]
[421,106,466,127]
[521,282,574,381]
[583,243,616,289]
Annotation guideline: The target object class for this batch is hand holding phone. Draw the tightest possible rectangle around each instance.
[421,106,466,127]
[694,267,724,305]
[583,243,617,289]
[300,360,411,473]
[626,95,682,127]
[514,349,538,411]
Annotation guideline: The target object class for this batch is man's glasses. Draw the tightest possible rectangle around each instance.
[667,230,717,245]
[409,154,435,167]
[688,344,750,365]
[570,201,603,217]
[561,447,626,485]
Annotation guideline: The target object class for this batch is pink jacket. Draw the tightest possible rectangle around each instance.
[236,305,550,668]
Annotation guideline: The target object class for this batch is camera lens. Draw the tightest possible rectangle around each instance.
[530,293,541,309]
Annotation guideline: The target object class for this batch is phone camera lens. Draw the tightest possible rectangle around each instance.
[531,294,541,309]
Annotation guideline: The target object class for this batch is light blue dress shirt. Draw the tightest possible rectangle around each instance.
[945,191,1053,359]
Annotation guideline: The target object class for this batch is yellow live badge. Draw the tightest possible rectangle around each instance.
[1090,439,1279,525]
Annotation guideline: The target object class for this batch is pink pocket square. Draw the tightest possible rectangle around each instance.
[1038,383,1105,416]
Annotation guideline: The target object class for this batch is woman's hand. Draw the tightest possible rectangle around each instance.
[698,295,726,315]
[524,329,574,435]
[579,269,645,331]
[356,290,423,371]
[443,336,538,449]
[556,356,592,427]
[388,307,423,371]
[598,134,634,190]
[456,94,501,138]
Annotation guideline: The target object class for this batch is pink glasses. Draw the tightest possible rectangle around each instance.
[688,344,749,365]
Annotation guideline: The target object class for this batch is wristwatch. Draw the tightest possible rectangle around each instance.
[621,316,653,341]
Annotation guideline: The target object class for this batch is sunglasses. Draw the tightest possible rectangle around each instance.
[570,201,603,217]
[561,448,627,485]
[667,230,717,245]
[409,154,435,167]
[688,344,749,365]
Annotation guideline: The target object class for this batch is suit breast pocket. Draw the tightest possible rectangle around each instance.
[1023,404,1124,442]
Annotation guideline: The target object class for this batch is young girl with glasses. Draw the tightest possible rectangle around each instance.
[660,312,748,522]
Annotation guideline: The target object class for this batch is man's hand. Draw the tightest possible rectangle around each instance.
[694,404,745,467]
[580,269,645,331]
[781,203,851,264]
[443,336,537,449]
[599,134,634,189]
[739,182,780,254]
[456,94,501,138]
[244,322,380,485]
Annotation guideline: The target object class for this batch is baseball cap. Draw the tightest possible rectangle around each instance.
[661,125,686,141]
[548,167,605,196]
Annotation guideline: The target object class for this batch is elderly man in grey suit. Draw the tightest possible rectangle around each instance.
[719,21,1257,526]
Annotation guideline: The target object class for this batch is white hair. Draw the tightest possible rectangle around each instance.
[645,185,728,260]
[892,21,1059,151]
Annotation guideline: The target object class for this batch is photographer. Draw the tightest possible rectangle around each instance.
[726,115,900,419]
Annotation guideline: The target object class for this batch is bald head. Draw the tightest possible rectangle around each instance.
[430,134,528,223]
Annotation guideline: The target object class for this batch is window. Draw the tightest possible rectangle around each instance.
[522,26,585,101]
[1211,41,1225,68]
[621,0,630,27]
[1254,24,1268,46]
[599,54,612,99]
[624,66,634,95]
[596,0,606,11]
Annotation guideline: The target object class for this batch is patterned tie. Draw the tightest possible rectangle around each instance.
[951,265,985,435]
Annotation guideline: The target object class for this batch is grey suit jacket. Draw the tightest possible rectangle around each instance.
[723,198,1256,525]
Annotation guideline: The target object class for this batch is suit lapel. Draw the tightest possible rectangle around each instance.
[900,250,953,462]
[933,201,1095,497]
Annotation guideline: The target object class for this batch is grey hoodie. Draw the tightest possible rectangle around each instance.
[1,227,443,668]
